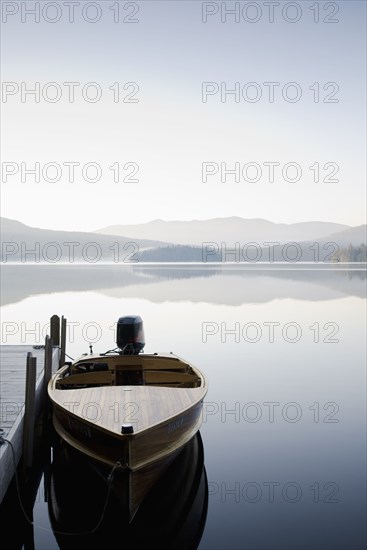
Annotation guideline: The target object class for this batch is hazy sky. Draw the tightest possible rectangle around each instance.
[1,0,366,231]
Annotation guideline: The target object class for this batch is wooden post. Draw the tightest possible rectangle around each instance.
[23,352,37,473]
[43,335,53,423]
[60,316,66,368]
[50,315,60,346]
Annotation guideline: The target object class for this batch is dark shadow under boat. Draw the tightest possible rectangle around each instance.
[48,431,208,549]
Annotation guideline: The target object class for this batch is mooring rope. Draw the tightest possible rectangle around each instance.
[0,430,123,537]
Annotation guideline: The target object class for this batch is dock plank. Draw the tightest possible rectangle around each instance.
[0,344,60,503]
[0,345,46,437]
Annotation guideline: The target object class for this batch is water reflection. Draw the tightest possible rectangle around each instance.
[0,264,365,550]
[48,432,208,549]
[1,265,366,307]
[0,435,51,550]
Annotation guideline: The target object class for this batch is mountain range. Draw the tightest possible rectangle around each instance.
[1,216,366,263]
[95,217,354,246]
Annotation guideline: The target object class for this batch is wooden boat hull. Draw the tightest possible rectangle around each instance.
[51,399,204,519]
[48,352,208,521]
[51,395,203,470]
[48,431,208,548]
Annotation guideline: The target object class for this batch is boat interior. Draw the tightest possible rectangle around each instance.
[56,354,203,390]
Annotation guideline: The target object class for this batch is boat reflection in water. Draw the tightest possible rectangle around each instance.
[48,431,208,549]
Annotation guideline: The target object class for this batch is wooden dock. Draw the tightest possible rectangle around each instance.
[0,339,60,502]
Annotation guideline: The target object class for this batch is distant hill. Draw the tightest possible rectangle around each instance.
[318,225,367,247]
[0,217,171,263]
[261,225,367,262]
[95,217,350,246]
[136,224,367,263]
[138,245,222,262]
[331,244,366,262]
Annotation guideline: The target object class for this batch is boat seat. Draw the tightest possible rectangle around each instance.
[142,359,188,372]
[144,370,201,387]
[57,371,114,388]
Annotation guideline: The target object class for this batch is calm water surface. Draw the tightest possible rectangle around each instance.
[1,265,366,550]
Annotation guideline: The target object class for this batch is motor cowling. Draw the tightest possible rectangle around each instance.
[116,316,145,355]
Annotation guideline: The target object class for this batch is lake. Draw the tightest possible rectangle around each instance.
[1,265,366,549]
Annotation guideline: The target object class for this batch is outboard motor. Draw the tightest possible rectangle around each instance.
[116,316,145,355]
